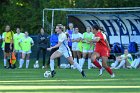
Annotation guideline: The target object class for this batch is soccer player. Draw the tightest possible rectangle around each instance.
[128,52,140,69]
[34,28,48,69]
[4,25,14,69]
[71,27,83,69]
[14,28,24,65]
[66,23,74,49]
[80,26,95,69]
[112,49,133,69]
[47,25,86,77]
[91,25,115,78]
[19,31,34,69]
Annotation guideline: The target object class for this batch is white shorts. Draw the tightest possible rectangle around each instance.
[15,50,22,53]
[57,49,72,58]
[22,50,31,54]
[83,49,93,53]
[2,48,4,51]
[72,45,79,51]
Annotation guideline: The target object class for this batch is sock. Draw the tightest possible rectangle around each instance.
[131,59,136,67]
[74,58,77,63]
[134,58,140,68]
[73,62,82,72]
[19,59,24,68]
[26,60,30,68]
[36,60,38,64]
[93,60,102,69]
[88,58,91,69]
[4,59,7,66]
[79,59,82,67]
[113,60,119,68]
[117,60,125,68]
[50,59,55,71]
[105,67,113,75]
[81,58,85,68]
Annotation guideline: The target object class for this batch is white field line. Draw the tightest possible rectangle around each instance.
[0,79,124,83]
[0,86,140,90]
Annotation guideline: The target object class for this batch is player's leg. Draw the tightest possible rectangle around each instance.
[42,48,46,68]
[71,50,77,69]
[111,56,121,69]
[26,52,30,69]
[50,50,62,77]
[81,51,87,68]
[134,58,140,69]
[77,51,82,66]
[88,52,92,69]
[67,56,86,77]
[19,52,26,68]
[35,47,41,65]
[101,56,114,77]
[116,59,126,69]
[3,51,7,68]
[91,52,101,69]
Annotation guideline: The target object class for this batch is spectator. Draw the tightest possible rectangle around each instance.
[34,28,48,69]
[111,49,133,69]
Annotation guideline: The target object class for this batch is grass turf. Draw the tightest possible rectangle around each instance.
[0,68,140,93]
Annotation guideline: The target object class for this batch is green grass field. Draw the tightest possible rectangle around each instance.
[0,67,140,93]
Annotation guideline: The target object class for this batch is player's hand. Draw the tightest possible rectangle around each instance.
[47,47,52,51]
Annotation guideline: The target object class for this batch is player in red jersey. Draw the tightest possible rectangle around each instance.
[91,25,115,78]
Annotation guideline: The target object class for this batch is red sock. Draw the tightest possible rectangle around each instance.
[93,60,102,69]
[105,67,113,75]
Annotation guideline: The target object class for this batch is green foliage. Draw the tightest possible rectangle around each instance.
[0,0,140,34]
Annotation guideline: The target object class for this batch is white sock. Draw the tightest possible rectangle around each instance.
[74,58,77,63]
[79,59,82,67]
[117,60,125,68]
[113,60,119,68]
[26,60,30,68]
[81,58,85,68]
[88,58,91,69]
[4,59,7,66]
[19,59,24,68]
[50,59,55,71]
[131,59,136,67]
[73,62,82,72]
[134,58,140,68]
[36,60,38,64]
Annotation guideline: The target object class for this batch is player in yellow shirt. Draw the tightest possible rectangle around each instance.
[19,31,34,69]
[14,28,24,66]
[4,25,14,69]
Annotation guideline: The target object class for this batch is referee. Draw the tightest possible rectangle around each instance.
[4,25,15,69]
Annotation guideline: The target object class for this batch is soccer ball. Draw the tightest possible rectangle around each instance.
[44,71,51,78]
[33,63,39,69]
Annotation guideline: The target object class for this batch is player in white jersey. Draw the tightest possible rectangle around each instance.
[71,27,83,69]
[47,25,86,77]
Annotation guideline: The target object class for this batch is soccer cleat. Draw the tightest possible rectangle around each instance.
[51,70,56,77]
[81,70,86,77]
[111,73,115,78]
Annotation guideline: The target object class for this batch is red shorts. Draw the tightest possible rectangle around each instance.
[95,49,110,57]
